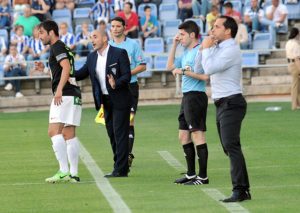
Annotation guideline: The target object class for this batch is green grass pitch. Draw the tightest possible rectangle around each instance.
[0,102,299,213]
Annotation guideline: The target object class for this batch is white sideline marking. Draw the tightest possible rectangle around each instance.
[157,151,249,213]
[79,143,131,213]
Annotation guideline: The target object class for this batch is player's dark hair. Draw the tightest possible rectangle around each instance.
[220,15,238,38]
[144,5,151,11]
[178,20,200,38]
[111,16,126,26]
[125,2,133,9]
[289,27,299,39]
[39,20,59,37]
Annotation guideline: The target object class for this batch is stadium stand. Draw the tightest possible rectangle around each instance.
[138,3,158,18]
[144,37,164,54]
[284,0,300,20]
[163,19,182,38]
[75,24,94,35]
[159,3,178,21]
[0,29,8,46]
[73,8,92,26]
[76,0,95,8]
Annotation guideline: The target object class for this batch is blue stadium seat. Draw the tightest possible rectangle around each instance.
[159,3,178,21]
[242,52,259,67]
[138,3,158,18]
[253,32,271,54]
[185,18,205,35]
[162,0,177,3]
[154,55,168,70]
[76,0,95,8]
[163,19,182,38]
[52,9,72,19]
[75,24,94,35]
[284,0,300,20]
[74,59,86,70]
[0,63,4,86]
[144,37,164,54]
[137,56,153,78]
[0,29,8,46]
[73,8,92,25]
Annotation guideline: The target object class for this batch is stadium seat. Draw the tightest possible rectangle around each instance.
[159,3,178,21]
[154,55,168,70]
[185,18,205,35]
[75,24,94,35]
[162,0,177,3]
[252,32,271,54]
[0,29,8,46]
[73,8,92,25]
[163,19,182,38]
[144,37,164,54]
[53,9,73,33]
[0,63,4,86]
[74,58,86,70]
[242,52,259,67]
[284,0,300,20]
[165,37,184,55]
[138,3,158,18]
[76,0,95,8]
[137,55,153,78]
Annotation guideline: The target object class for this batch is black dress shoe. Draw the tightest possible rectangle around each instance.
[104,172,128,178]
[222,190,251,202]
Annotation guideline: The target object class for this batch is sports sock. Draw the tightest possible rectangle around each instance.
[128,126,134,154]
[196,143,208,179]
[51,134,69,173]
[183,142,196,176]
[66,137,80,176]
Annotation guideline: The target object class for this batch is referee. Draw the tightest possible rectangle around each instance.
[109,17,146,167]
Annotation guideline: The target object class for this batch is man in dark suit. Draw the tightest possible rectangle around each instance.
[75,30,132,177]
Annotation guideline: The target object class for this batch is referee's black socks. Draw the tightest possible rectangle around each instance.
[183,143,196,176]
[196,143,208,179]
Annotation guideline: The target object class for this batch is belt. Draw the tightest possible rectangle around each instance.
[287,58,295,63]
[214,94,242,107]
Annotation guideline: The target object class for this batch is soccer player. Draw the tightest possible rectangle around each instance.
[166,20,209,185]
[109,17,146,167]
[38,20,82,183]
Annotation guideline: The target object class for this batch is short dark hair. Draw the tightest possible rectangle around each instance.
[125,2,133,9]
[288,27,299,39]
[219,15,238,38]
[178,20,200,38]
[144,5,151,11]
[111,16,126,26]
[39,20,59,37]
[224,1,233,8]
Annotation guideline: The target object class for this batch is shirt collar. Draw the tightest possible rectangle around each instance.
[97,44,110,57]
[218,38,235,48]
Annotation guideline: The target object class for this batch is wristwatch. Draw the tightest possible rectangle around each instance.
[181,68,186,75]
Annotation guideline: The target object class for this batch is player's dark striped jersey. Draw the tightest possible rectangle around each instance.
[49,40,81,98]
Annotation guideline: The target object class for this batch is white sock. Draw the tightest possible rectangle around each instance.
[66,137,80,176]
[51,134,69,173]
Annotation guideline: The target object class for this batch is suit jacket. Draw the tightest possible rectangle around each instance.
[75,45,132,110]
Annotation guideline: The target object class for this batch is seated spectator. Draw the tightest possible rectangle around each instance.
[223,1,241,21]
[13,0,29,19]
[98,20,111,40]
[59,22,75,50]
[114,0,136,13]
[140,5,158,42]
[27,25,49,61]
[117,2,139,38]
[178,0,193,21]
[31,0,51,21]
[10,25,29,56]
[14,4,41,37]
[0,0,11,29]
[29,60,50,76]
[206,5,219,31]
[89,0,109,27]
[261,0,288,48]
[55,0,75,11]
[75,22,93,57]
[3,44,27,98]
[0,35,7,61]
[244,0,264,33]
[235,17,249,50]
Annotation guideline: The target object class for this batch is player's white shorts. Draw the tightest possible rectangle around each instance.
[49,96,82,126]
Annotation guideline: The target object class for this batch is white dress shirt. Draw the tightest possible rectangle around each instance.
[96,44,110,95]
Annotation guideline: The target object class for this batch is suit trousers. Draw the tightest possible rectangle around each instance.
[103,95,130,175]
[215,94,250,192]
[288,62,300,110]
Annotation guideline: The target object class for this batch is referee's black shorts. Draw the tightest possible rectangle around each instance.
[178,91,208,132]
[129,82,139,114]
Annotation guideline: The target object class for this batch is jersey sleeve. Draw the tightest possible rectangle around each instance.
[53,42,69,63]
[133,41,146,65]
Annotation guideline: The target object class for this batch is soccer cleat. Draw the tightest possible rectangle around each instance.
[174,174,196,184]
[128,153,135,167]
[69,175,80,183]
[45,171,70,183]
[184,176,209,185]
